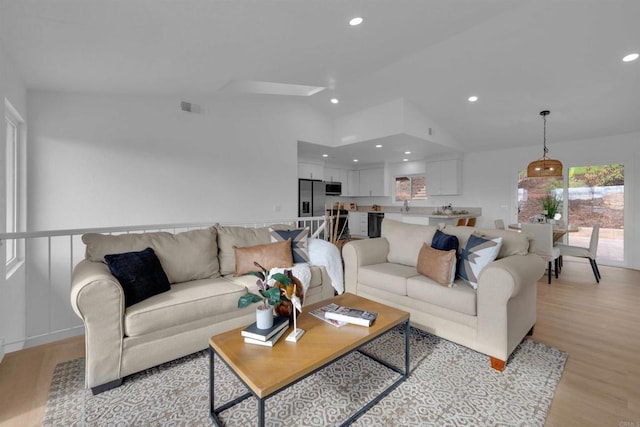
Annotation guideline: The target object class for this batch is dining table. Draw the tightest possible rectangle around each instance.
[508,222,579,243]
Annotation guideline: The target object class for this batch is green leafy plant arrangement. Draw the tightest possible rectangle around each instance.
[541,192,562,219]
[237,261,292,309]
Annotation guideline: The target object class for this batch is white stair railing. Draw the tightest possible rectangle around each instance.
[0,216,326,352]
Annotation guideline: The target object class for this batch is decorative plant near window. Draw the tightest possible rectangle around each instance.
[541,192,562,219]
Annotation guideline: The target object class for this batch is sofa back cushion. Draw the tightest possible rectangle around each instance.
[83,227,220,284]
[440,225,477,254]
[475,228,530,259]
[215,224,272,275]
[381,219,439,267]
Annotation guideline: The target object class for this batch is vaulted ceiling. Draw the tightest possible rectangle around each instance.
[1,0,638,160]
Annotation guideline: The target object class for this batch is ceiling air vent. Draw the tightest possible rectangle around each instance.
[180,101,201,113]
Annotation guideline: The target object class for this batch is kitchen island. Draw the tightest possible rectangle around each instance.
[348,206,482,233]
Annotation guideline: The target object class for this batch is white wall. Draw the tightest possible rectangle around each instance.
[27,92,332,230]
[0,40,28,354]
[20,91,333,344]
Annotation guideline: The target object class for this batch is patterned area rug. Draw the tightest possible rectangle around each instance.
[44,327,567,426]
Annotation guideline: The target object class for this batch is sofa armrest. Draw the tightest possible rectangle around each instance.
[342,238,389,294]
[70,259,125,388]
[475,254,545,360]
[478,254,544,301]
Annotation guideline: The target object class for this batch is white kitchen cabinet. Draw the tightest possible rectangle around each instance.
[348,212,367,237]
[425,159,461,196]
[338,169,349,187]
[384,213,403,222]
[401,215,431,225]
[298,162,324,180]
[358,167,385,197]
[324,167,340,182]
[385,212,430,225]
[347,170,359,197]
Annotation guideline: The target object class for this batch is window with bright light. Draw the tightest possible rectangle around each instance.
[567,163,624,263]
[517,163,625,263]
[395,175,427,202]
[5,100,24,271]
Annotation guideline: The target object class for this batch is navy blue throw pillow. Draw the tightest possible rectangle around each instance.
[105,247,171,307]
[432,229,459,252]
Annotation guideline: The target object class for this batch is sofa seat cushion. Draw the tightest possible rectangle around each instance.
[226,264,323,295]
[359,263,418,296]
[407,276,477,316]
[124,278,246,337]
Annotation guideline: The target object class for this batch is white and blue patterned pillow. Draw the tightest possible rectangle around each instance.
[457,234,503,289]
[270,227,310,263]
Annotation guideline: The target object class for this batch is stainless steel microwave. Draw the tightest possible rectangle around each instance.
[325,181,342,195]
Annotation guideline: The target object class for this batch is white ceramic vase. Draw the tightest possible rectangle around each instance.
[256,306,274,330]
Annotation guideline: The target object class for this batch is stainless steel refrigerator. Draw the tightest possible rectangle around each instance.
[298,179,326,217]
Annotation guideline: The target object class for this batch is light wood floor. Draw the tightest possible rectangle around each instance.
[0,261,638,427]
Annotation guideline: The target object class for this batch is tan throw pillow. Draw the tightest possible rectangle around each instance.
[233,239,293,277]
[416,243,457,287]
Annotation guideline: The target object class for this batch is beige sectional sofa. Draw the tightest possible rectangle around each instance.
[71,223,335,393]
[342,219,545,370]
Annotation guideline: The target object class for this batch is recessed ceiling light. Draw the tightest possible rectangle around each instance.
[404,151,411,155]
[403,159,409,162]
[375,144,382,148]
[353,159,359,162]
[349,17,363,26]
[622,53,639,62]
[330,98,339,104]
[468,96,478,102]
[322,154,328,157]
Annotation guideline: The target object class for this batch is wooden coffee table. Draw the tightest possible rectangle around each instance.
[209,293,410,426]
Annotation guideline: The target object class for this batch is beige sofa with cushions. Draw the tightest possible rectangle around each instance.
[71,224,335,393]
[342,219,545,370]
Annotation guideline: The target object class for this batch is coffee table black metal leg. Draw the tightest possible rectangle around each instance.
[258,397,265,427]
[209,346,219,426]
[404,319,410,377]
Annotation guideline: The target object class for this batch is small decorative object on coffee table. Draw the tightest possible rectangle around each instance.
[285,286,304,342]
[324,304,378,326]
[237,261,300,329]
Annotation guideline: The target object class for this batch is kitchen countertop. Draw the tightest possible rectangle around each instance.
[428,213,475,219]
[352,206,482,218]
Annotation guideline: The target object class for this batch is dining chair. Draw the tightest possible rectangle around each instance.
[522,223,560,284]
[494,219,505,230]
[555,224,601,283]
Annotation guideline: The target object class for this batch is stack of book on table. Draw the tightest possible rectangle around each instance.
[309,303,347,327]
[324,304,378,327]
[241,315,290,347]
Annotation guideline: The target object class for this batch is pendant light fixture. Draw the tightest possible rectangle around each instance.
[527,110,563,178]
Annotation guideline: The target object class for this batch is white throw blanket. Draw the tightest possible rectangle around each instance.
[270,263,312,295]
[308,238,344,294]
